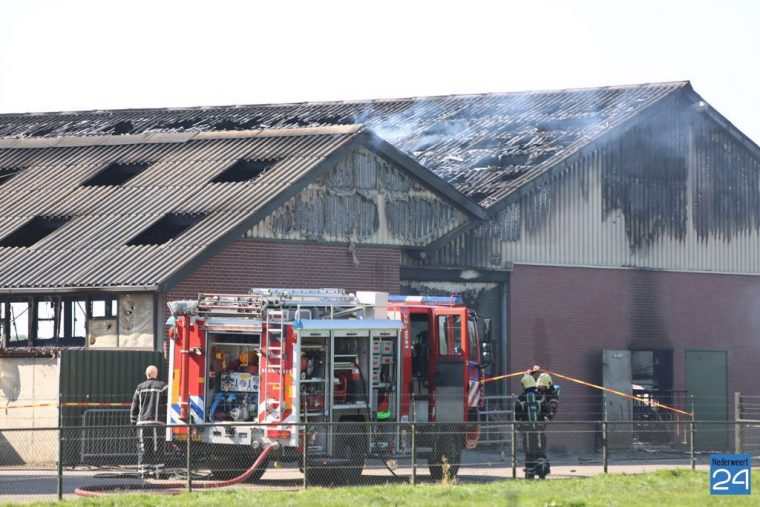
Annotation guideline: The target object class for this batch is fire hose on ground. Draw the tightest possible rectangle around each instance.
[73,442,278,497]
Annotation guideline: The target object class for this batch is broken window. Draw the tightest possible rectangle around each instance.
[127,213,206,246]
[211,159,278,183]
[0,216,71,248]
[90,296,117,318]
[82,162,151,187]
[36,299,60,343]
[0,167,23,188]
[4,300,30,347]
[0,296,102,349]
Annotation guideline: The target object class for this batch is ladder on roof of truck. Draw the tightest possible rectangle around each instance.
[197,293,268,318]
[262,308,287,416]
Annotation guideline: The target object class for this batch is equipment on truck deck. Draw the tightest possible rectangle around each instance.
[166,288,492,484]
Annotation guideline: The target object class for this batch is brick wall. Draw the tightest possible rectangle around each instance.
[509,264,760,418]
[161,239,400,345]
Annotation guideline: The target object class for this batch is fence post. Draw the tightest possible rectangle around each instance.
[689,396,696,471]
[734,392,741,453]
[411,422,416,486]
[57,400,63,501]
[601,400,608,474]
[510,400,516,479]
[689,416,696,471]
[602,421,608,474]
[303,422,308,489]
[186,423,192,493]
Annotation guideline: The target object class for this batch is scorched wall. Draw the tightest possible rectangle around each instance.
[509,263,760,418]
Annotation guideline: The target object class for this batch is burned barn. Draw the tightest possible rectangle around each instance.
[0,81,758,455]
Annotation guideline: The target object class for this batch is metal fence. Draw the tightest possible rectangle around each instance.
[2,419,760,503]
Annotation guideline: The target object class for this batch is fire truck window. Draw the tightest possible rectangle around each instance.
[468,318,478,361]
[451,314,462,356]
[437,315,448,355]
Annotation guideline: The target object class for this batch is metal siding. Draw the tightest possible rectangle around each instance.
[59,349,164,422]
[416,107,760,274]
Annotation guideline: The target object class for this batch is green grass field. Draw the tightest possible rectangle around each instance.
[25,470,759,506]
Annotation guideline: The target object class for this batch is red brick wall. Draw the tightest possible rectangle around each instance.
[161,240,400,344]
[509,264,760,417]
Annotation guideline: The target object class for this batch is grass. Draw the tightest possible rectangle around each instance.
[19,470,759,507]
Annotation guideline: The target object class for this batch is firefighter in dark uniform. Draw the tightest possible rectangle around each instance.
[514,371,553,479]
[131,365,168,478]
[536,371,560,471]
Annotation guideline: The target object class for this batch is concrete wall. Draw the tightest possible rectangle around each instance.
[0,357,59,464]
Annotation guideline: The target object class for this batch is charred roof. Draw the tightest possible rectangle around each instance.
[0,125,481,291]
[0,82,690,207]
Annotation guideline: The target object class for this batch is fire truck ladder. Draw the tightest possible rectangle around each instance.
[263,308,286,416]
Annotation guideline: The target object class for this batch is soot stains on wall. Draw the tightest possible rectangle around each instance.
[258,148,465,245]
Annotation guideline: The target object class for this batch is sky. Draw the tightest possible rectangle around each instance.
[1,0,759,142]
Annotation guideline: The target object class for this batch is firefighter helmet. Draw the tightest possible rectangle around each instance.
[537,372,553,388]
[521,374,536,389]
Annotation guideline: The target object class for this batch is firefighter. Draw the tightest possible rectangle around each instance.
[130,365,168,478]
[514,372,552,479]
[537,372,560,420]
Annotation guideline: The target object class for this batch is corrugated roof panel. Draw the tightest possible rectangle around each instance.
[0,128,360,289]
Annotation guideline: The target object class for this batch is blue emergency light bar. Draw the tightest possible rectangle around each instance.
[388,295,463,305]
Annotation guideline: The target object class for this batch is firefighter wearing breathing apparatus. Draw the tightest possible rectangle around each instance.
[514,366,557,479]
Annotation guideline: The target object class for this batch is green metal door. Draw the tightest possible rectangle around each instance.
[686,350,728,450]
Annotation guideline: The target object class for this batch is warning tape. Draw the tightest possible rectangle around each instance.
[0,402,130,410]
[481,371,525,383]
[482,369,693,418]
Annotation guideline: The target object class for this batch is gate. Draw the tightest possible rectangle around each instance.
[80,408,137,463]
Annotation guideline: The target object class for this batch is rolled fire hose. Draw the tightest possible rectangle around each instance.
[74,442,279,497]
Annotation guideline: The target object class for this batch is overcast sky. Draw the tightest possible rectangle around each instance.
[1,0,759,142]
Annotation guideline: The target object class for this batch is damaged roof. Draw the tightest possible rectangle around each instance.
[0,126,479,292]
[0,81,690,207]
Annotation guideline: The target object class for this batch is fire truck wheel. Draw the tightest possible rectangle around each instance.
[427,438,461,482]
[304,465,333,486]
[335,432,365,485]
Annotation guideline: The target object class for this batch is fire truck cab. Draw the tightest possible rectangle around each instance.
[166,288,491,484]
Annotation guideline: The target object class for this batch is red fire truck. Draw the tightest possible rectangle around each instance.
[166,288,491,483]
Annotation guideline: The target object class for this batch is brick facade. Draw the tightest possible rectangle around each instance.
[161,239,400,343]
[509,264,760,418]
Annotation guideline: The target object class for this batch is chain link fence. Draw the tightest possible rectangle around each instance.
[2,418,760,503]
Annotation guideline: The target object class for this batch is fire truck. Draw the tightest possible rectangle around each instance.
[166,288,492,483]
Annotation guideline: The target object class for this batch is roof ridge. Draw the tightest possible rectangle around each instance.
[0,81,690,118]
[0,125,363,149]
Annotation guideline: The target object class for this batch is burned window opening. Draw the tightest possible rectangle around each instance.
[2,299,30,347]
[82,161,151,187]
[0,216,71,248]
[0,296,96,349]
[0,167,23,188]
[211,159,279,184]
[127,213,206,246]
